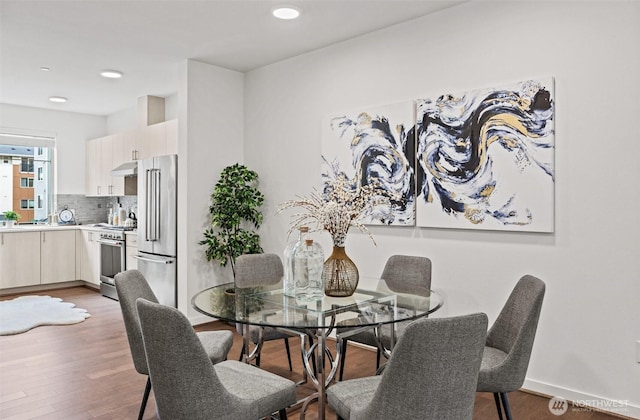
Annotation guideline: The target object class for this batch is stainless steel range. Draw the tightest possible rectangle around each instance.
[96,226,135,300]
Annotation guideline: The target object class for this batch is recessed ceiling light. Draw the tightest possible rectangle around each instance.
[100,70,123,79]
[40,66,51,72]
[272,5,300,20]
[49,96,67,103]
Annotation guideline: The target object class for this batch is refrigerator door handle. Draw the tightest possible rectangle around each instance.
[153,168,161,241]
[133,255,174,264]
[145,168,161,242]
[145,168,152,242]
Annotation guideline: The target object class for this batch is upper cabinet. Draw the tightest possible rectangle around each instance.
[123,129,139,161]
[107,133,125,196]
[86,138,102,196]
[138,121,166,160]
[85,134,125,197]
[85,119,177,197]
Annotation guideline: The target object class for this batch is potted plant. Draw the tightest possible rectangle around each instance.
[3,211,20,227]
[200,164,265,279]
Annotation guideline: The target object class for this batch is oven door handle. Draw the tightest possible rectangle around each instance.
[133,255,174,264]
[96,239,124,246]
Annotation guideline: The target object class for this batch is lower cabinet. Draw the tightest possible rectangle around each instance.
[0,229,82,290]
[125,232,138,271]
[41,230,76,284]
[0,231,41,289]
[77,230,100,286]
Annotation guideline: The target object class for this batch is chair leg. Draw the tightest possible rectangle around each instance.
[339,339,348,381]
[376,347,381,370]
[493,392,504,420]
[138,377,151,420]
[500,392,513,420]
[284,338,292,371]
[278,408,288,419]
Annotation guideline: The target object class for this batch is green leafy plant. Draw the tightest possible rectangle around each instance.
[3,211,20,221]
[200,164,264,276]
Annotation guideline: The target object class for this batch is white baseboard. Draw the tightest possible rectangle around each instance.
[523,379,640,419]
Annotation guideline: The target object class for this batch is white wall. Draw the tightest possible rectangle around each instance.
[244,0,640,416]
[177,60,244,318]
[105,105,136,134]
[0,104,105,195]
[106,93,179,134]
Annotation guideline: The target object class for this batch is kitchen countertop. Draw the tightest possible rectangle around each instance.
[0,224,135,233]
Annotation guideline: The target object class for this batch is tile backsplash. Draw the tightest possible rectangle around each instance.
[55,194,138,225]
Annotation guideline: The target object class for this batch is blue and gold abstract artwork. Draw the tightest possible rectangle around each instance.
[415,78,555,232]
[322,100,416,226]
[321,77,555,232]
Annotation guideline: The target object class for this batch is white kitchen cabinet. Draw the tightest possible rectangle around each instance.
[99,136,113,196]
[0,231,41,289]
[41,230,76,284]
[77,229,100,285]
[86,120,179,197]
[85,138,102,197]
[125,232,138,270]
[138,122,167,159]
[106,133,125,196]
[123,129,139,161]
[86,134,126,197]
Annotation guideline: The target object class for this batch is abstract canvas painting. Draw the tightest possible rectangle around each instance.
[321,101,416,225]
[414,78,555,232]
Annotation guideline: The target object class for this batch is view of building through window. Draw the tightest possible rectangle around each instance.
[0,144,52,223]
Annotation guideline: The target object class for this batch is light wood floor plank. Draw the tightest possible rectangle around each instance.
[0,286,627,420]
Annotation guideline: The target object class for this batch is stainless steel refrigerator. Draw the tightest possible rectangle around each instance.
[136,154,177,307]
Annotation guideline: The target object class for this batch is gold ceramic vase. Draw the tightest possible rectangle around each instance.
[323,245,359,297]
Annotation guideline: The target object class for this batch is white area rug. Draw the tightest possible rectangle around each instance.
[0,295,91,335]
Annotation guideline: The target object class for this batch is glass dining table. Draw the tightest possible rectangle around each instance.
[192,276,443,420]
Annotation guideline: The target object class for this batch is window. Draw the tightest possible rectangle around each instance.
[0,139,53,222]
[20,157,34,172]
[20,177,34,187]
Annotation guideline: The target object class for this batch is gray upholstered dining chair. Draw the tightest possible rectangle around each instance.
[327,312,488,420]
[337,255,432,380]
[234,253,297,369]
[477,274,546,420]
[114,269,234,420]
[136,298,297,420]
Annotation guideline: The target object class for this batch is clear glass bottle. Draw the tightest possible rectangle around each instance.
[294,238,324,302]
[118,205,126,227]
[283,226,308,297]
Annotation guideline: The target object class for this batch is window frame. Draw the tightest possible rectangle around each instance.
[0,129,55,222]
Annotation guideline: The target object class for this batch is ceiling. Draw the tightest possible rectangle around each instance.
[0,0,466,116]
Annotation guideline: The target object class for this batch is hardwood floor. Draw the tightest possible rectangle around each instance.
[0,286,626,420]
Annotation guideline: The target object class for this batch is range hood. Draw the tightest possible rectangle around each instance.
[111,161,138,177]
